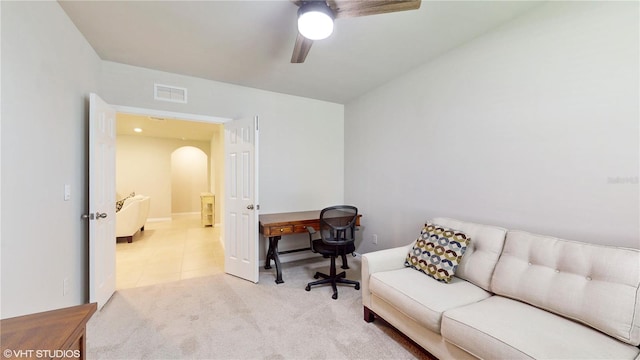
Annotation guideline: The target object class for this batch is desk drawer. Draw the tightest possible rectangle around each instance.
[294,224,311,233]
[269,225,294,235]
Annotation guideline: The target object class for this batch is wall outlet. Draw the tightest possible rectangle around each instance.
[63,277,70,296]
[372,234,378,245]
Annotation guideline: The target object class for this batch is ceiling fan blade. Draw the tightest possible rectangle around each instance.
[328,0,421,19]
[291,33,314,63]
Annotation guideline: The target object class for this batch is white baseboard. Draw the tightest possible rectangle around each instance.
[172,212,200,216]
[147,217,172,223]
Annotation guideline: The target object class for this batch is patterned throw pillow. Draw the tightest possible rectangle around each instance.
[115,192,135,212]
[404,222,471,283]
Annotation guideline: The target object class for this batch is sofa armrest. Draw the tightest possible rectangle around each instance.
[361,243,412,308]
[116,201,141,237]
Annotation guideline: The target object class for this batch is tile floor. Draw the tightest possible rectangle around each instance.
[115,214,224,289]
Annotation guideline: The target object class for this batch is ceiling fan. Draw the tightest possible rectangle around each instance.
[291,0,422,63]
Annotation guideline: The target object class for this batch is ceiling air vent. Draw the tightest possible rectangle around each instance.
[154,84,187,104]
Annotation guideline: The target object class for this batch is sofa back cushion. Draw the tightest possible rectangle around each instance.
[431,217,507,291]
[492,230,640,345]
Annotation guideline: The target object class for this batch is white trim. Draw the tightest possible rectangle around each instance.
[113,105,231,124]
[147,217,172,223]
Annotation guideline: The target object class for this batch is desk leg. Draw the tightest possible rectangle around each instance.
[265,236,274,270]
[265,236,284,284]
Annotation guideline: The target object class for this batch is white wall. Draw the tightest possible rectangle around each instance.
[116,135,211,219]
[101,62,345,258]
[345,1,639,253]
[171,146,209,214]
[1,2,344,316]
[210,128,224,226]
[101,61,345,214]
[1,2,102,318]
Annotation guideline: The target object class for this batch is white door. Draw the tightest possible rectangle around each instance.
[88,93,117,310]
[224,116,259,283]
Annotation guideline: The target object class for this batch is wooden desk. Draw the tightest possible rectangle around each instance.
[1,303,97,360]
[259,210,361,284]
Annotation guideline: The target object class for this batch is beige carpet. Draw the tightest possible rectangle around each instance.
[87,256,430,359]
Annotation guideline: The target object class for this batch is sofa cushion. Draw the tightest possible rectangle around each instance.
[431,217,507,292]
[491,230,640,345]
[404,222,470,283]
[441,296,640,359]
[369,267,492,334]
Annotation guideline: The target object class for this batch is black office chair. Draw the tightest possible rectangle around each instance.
[305,205,360,299]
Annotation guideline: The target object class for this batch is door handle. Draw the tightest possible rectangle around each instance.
[247,205,254,210]
[81,212,107,220]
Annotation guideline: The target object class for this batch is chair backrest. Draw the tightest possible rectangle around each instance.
[319,205,358,246]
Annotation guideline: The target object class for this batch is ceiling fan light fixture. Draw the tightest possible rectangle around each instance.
[298,1,334,40]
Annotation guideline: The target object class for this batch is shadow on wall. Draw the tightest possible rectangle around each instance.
[171,146,209,215]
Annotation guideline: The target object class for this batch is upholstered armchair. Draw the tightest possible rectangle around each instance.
[116,195,150,243]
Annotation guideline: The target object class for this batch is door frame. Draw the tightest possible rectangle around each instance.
[108,104,235,273]
[113,105,231,125]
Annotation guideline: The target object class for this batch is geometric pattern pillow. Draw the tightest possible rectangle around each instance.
[404,222,471,283]
[116,199,125,212]
[115,192,136,212]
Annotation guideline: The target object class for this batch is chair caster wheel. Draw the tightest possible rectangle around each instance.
[313,273,320,279]
[305,285,311,291]
[332,293,338,300]
[355,284,360,290]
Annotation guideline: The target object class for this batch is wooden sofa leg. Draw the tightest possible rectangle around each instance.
[364,306,375,323]
[117,236,133,243]
[116,235,133,244]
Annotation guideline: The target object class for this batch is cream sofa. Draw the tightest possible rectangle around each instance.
[362,217,640,359]
[116,195,150,243]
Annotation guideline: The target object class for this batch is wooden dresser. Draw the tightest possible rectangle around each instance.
[1,303,97,360]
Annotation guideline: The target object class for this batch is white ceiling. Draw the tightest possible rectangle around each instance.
[116,113,221,141]
[59,0,543,104]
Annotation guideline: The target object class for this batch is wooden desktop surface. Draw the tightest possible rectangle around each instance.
[1,303,97,359]
[259,210,361,237]
[259,210,361,284]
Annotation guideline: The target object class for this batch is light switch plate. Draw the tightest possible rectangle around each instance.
[64,184,71,201]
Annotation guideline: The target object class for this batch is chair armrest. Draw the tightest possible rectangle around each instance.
[361,243,413,308]
[307,226,317,252]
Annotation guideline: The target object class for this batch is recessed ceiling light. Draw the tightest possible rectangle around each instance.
[134,128,143,133]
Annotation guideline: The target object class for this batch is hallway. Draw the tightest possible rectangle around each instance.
[115,214,224,289]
